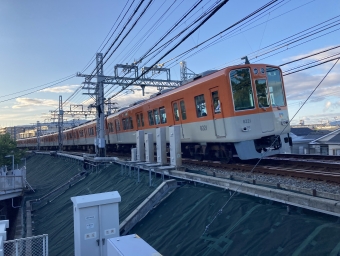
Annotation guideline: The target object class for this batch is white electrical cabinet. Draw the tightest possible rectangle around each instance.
[169,125,182,167]
[107,234,161,256]
[71,191,121,256]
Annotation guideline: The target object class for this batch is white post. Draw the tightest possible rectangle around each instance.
[144,133,154,163]
[131,148,137,161]
[156,127,167,165]
[169,126,182,167]
[136,131,145,162]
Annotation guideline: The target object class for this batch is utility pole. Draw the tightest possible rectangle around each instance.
[36,121,41,150]
[58,95,64,151]
[13,126,16,141]
[77,53,182,157]
[180,61,197,81]
[96,53,106,157]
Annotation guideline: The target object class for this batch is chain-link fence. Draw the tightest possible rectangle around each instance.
[3,234,48,256]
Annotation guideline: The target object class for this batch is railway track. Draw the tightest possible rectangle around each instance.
[54,151,340,183]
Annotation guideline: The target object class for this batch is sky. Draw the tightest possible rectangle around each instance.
[0,0,339,127]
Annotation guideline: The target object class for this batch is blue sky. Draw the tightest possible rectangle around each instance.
[0,0,339,127]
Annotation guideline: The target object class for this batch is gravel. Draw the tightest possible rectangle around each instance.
[182,163,340,195]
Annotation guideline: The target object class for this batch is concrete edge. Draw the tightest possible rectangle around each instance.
[119,179,177,235]
[168,170,340,217]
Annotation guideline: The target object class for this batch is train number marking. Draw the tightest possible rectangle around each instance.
[200,125,208,131]
[243,119,251,124]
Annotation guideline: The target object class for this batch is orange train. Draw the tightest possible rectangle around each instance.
[17,63,292,162]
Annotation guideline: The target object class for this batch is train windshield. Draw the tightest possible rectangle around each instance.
[230,68,255,111]
[255,79,270,108]
[266,67,285,107]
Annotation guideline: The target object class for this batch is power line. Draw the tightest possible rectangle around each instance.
[80,0,134,73]
[283,56,340,76]
[106,0,230,102]
[0,75,76,104]
[0,74,76,99]
[280,45,340,66]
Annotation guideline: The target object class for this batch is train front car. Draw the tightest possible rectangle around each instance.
[225,64,291,160]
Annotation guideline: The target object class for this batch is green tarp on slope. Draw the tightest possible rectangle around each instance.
[26,154,162,256]
[131,184,340,256]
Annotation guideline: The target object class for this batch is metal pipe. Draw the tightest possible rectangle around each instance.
[12,197,20,208]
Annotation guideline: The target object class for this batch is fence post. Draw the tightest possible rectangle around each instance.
[15,240,18,255]
[46,235,48,256]
[43,235,46,256]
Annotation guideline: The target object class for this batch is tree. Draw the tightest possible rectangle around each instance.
[0,133,25,168]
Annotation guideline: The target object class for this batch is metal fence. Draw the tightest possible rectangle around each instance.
[3,234,48,256]
[0,176,23,191]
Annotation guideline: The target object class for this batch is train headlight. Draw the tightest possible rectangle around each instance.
[281,120,289,126]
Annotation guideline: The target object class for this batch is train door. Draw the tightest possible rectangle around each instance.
[136,112,145,130]
[171,99,186,138]
[105,119,111,145]
[115,119,122,142]
[209,88,226,137]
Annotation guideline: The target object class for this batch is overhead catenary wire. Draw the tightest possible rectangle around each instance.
[87,0,149,79]
[105,0,230,103]
[80,0,134,73]
[280,44,340,66]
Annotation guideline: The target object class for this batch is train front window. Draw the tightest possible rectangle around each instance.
[255,79,270,108]
[266,67,285,107]
[230,68,255,111]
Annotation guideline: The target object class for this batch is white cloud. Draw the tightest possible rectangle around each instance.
[284,70,340,102]
[323,101,332,112]
[39,85,80,93]
[112,87,158,108]
[12,97,59,109]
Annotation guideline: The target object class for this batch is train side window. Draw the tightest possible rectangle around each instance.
[136,114,141,128]
[159,107,167,124]
[230,68,255,111]
[122,118,127,130]
[173,103,179,121]
[266,67,285,107]
[211,91,221,113]
[195,94,207,117]
[180,101,187,120]
[153,109,160,125]
[141,113,144,127]
[108,122,114,132]
[129,117,134,129]
[255,79,270,108]
[115,120,121,131]
[148,110,154,125]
